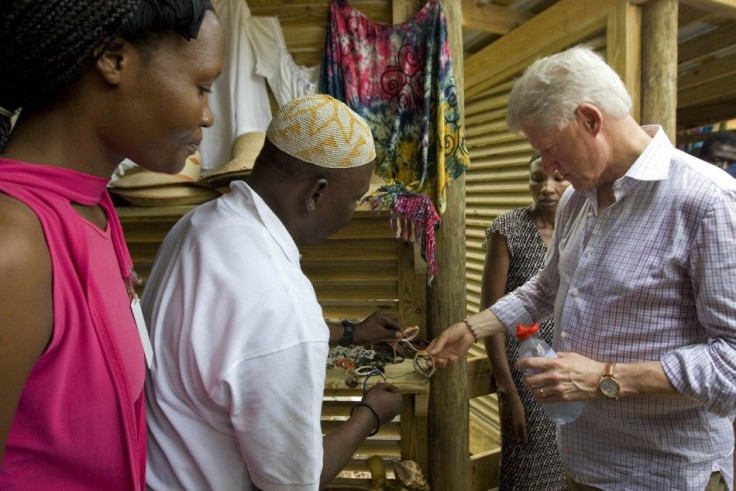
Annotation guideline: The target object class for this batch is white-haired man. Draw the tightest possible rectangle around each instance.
[430,46,736,490]
[143,95,402,490]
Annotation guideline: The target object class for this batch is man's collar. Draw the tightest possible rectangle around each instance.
[621,125,672,183]
[232,181,302,266]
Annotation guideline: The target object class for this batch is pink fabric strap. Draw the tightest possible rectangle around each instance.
[0,159,134,286]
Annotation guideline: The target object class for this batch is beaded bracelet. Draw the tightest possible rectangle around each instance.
[350,402,381,436]
[462,318,478,341]
[355,365,384,377]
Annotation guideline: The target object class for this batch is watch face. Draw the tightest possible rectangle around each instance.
[600,377,620,398]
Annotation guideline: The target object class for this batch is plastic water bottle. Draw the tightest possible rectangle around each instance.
[516,323,583,425]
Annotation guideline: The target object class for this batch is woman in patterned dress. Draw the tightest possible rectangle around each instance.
[480,151,571,490]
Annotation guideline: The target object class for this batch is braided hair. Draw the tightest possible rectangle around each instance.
[0,0,214,152]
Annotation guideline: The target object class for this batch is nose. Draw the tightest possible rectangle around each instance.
[541,155,558,173]
[202,100,214,128]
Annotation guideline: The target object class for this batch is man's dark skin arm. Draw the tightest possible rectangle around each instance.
[320,383,402,488]
[328,312,402,346]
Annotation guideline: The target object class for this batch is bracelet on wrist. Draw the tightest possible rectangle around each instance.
[462,318,478,341]
[350,402,381,436]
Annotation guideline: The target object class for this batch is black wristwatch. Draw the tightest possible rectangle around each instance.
[339,320,356,347]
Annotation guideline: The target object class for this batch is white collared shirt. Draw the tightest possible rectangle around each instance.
[143,181,328,490]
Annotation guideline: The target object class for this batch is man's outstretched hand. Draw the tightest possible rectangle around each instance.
[427,322,475,368]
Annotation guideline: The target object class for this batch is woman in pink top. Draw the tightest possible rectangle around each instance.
[0,1,225,488]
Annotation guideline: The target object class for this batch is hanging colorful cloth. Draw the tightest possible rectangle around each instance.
[320,0,469,280]
[369,183,440,280]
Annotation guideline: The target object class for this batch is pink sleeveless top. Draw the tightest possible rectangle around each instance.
[0,159,146,490]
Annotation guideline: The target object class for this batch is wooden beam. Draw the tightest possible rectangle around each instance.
[398,241,427,338]
[680,0,736,18]
[460,0,534,35]
[400,395,429,478]
[677,99,736,129]
[678,21,736,63]
[281,25,326,51]
[467,356,492,399]
[464,0,619,98]
[678,3,718,27]
[528,0,569,11]
[641,0,677,139]
[392,0,422,24]
[678,71,736,107]
[679,51,736,90]
[462,29,498,54]
[607,1,643,122]
[469,449,501,491]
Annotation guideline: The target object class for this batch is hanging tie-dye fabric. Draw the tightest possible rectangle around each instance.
[321,0,469,213]
[320,0,469,279]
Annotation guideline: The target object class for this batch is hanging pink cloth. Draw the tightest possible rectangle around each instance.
[0,158,146,490]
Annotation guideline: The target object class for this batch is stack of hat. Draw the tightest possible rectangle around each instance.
[201,131,265,191]
[109,152,220,206]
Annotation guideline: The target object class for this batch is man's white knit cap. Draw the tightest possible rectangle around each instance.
[266,94,376,168]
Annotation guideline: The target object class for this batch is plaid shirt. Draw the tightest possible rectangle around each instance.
[492,127,736,489]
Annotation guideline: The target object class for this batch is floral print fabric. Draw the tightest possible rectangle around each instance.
[320,0,469,214]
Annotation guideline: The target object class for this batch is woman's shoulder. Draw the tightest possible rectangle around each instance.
[0,193,48,259]
[488,206,532,235]
[0,193,53,356]
[0,193,52,298]
[484,207,532,250]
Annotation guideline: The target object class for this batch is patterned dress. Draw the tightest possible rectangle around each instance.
[320,0,469,214]
[485,207,566,490]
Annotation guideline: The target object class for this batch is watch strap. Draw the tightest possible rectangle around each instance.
[599,361,620,400]
[339,320,356,347]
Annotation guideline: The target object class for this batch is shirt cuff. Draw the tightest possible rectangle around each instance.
[660,344,734,417]
[491,294,534,335]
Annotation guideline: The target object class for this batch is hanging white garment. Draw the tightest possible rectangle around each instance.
[200,0,272,172]
[247,16,319,107]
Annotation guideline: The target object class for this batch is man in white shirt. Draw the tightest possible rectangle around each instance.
[430,46,736,490]
[143,95,403,490]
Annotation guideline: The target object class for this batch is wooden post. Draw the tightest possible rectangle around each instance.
[392,0,468,484]
[427,176,469,487]
[427,0,469,486]
[641,0,678,140]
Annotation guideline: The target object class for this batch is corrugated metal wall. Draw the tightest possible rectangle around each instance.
[463,35,606,316]
[464,77,535,315]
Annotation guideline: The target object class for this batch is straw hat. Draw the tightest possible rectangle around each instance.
[201,131,265,187]
[109,152,221,206]
[111,184,219,207]
[110,152,203,189]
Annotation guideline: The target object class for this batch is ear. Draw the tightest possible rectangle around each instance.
[94,38,130,86]
[305,178,329,212]
[575,103,603,136]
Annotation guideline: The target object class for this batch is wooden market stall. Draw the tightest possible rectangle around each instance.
[117,200,432,488]
[115,0,736,488]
